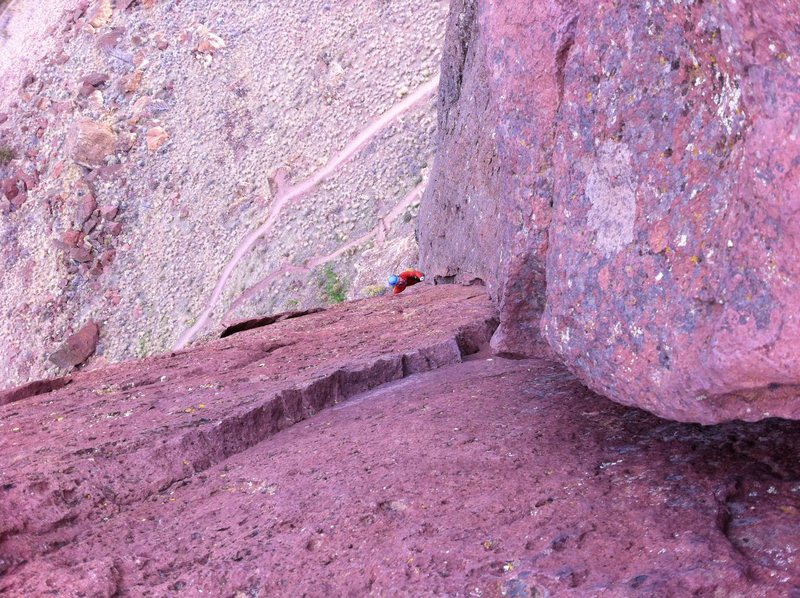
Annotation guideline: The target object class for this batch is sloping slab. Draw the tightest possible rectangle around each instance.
[0,285,497,583]
[3,339,800,593]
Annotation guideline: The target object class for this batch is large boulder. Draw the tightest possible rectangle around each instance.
[48,320,100,370]
[420,0,800,423]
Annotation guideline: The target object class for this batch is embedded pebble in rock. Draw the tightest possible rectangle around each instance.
[47,320,100,369]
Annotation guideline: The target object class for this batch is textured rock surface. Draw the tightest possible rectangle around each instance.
[418,0,562,360]
[0,285,498,593]
[2,287,800,594]
[420,0,800,422]
[47,319,99,369]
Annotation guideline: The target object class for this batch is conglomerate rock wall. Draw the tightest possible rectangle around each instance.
[419,0,800,424]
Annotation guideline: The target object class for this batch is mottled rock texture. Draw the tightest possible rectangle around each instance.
[419,0,800,423]
[3,289,800,594]
[0,285,498,595]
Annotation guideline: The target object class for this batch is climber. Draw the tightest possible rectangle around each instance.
[388,270,425,295]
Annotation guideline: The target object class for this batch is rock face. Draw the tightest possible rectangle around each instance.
[2,286,799,595]
[420,0,800,423]
[418,0,562,361]
[0,285,498,594]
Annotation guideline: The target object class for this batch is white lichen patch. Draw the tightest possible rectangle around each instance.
[714,72,742,134]
[585,142,637,255]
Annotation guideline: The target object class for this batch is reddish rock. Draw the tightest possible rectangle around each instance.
[88,261,104,276]
[69,246,93,263]
[88,0,113,29]
[74,194,97,226]
[1,287,798,594]
[82,216,99,234]
[195,25,226,54]
[51,52,70,66]
[420,0,800,423]
[67,119,117,168]
[99,248,116,267]
[14,168,38,191]
[62,229,85,246]
[0,376,71,407]
[107,221,123,236]
[0,114,8,125]
[20,73,35,89]
[97,27,125,52]
[47,320,100,369]
[1,178,19,200]
[9,192,26,210]
[117,131,137,152]
[78,72,110,97]
[51,160,65,179]
[539,1,800,423]
[121,70,143,94]
[145,126,169,151]
[99,204,118,220]
[129,96,151,123]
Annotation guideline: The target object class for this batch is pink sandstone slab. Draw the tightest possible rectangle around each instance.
[2,350,799,595]
[0,285,497,561]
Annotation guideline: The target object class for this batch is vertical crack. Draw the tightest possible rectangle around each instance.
[555,16,578,111]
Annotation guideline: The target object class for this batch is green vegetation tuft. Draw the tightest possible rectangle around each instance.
[322,264,347,304]
[135,332,151,358]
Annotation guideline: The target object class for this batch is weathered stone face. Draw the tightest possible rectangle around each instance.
[421,0,800,423]
[543,1,800,423]
[4,288,800,594]
[419,0,568,359]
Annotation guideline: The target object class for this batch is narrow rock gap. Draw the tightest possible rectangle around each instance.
[555,16,578,111]
[0,376,72,407]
